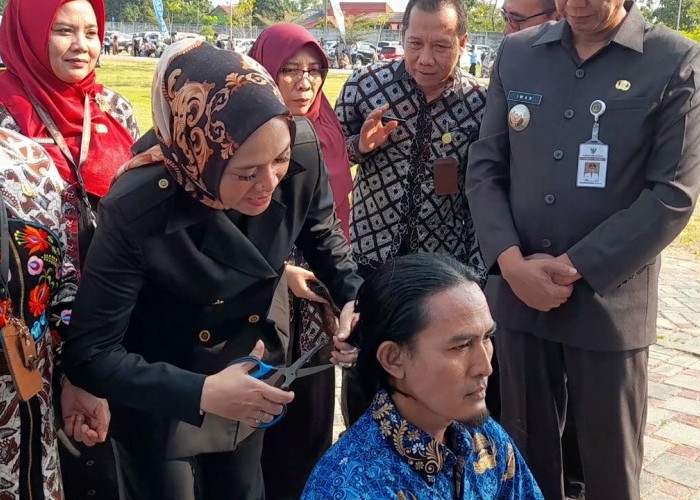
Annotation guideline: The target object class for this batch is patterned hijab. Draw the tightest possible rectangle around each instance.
[124,40,290,209]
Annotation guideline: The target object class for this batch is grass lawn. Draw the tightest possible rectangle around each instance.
[95,56,699,259]
[95,57,349,132]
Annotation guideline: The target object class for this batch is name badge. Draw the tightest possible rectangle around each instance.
[577,142,608,188]
[507,91,542,105]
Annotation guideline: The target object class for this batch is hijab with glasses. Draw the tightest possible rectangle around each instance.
[249,24,353,238]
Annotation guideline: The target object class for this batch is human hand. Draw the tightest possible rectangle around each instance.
[551,253,582,286]
[524,253,582,286]
[331,301,359,368]
[358,104,399,154]
[285,265,329,304]
[200,340,295,427]
[498,247,577,312]
[61,378,110,446]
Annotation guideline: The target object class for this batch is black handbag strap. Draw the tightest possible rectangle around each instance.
[0,181,11,301]
[27,94,97,230]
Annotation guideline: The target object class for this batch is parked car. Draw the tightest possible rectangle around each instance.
[377,41,400,49]
[133,31,164,44]
[233,38,256,54]
[104,30,132,53]
[380,45,404,60]
[355,41,378,64]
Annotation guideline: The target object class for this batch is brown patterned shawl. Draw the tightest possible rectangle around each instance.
[121,39,290,209]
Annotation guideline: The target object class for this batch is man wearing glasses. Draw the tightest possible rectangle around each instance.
[501,0,559,35]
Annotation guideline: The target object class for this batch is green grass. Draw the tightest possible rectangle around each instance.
[95,57,700,259]
[96,57,349,132]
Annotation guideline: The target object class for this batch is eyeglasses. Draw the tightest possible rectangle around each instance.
[500,7,556,28]
[279,67,328,83]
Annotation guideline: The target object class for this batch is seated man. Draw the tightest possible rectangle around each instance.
[303,254,543,499]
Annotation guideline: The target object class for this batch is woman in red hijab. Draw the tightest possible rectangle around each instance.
[249,24,356,499]
[0,0,139,498]
[0,0,139,264]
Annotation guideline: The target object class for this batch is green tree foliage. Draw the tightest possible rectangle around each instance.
[253,0,288,23]
[231,0,256,28]
[680,26,700,40]
[466,0,505,32]
[652,0,700,31]
[104,0,213,24]
[0,0,8,15]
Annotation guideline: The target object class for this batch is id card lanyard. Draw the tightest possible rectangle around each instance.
[28,94,97,228]
[576,99,609,189]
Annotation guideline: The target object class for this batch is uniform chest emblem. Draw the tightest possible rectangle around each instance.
[508,104,531,132]
[615,79,631,91]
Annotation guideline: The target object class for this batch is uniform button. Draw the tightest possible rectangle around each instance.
[248,314,260,324]
[158,178,169,189]
[544,194,556,205]
[541,238,552,248]
[198,330,211,343]
[553,150,564,160]
[87,490,96,496]
[575,68,585,79]
[85,459,95,466]
[563,109,575,119]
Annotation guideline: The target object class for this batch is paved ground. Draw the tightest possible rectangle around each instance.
[331,248,700,498]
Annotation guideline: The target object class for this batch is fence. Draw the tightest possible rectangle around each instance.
[106,22,504,48]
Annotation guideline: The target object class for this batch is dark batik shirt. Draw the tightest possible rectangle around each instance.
[335,60,487,281]
[302,390,544,499]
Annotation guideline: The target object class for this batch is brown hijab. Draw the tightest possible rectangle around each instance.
[123,39,290,209]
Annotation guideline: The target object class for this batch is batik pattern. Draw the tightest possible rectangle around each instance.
[0,128,76,500]
[335,60,487,282]
[302,389,544,499]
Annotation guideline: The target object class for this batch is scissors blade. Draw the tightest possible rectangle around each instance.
[278,341,329,388]
[294,364,334,379]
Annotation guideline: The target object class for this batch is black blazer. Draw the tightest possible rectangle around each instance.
[63,122,362,431]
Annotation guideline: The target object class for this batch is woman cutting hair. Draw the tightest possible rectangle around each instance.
[62,40,362,500]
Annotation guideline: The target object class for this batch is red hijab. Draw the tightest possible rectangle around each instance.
[0,0,135,197]
[249,24,353,240]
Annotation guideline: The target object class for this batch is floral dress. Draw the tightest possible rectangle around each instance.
[0,128,78,499]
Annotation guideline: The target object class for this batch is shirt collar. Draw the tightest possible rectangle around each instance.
[532,1,644,54]
[370,389,471,487]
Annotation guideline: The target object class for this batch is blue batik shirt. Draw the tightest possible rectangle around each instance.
[302,390,543,499]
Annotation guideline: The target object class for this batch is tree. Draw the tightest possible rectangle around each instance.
[231,0,256,28]
[253,0,288,23]
[466,0,505,32]
[652,0,700,30]
[0,0,9,14]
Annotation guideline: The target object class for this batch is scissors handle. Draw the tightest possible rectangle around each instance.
[229,356,277,380]
[229,356,288,428]
[256,406,287,429]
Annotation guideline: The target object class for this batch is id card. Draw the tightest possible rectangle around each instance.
[577,142,608,189]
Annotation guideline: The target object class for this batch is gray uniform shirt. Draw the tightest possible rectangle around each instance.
[467,3,700,350]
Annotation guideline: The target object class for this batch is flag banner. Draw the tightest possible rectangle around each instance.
[329,0,345,42]
[152,0,170,37]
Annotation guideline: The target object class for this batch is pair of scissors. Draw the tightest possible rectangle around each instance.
[229,340,333,428]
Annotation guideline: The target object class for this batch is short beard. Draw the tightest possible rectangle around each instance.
[459,408,490,429]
